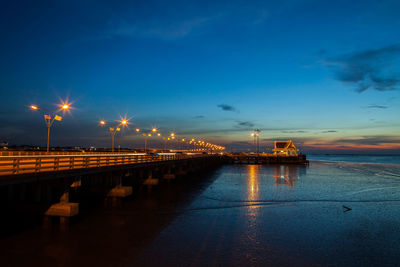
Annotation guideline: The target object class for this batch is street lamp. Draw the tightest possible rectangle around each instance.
[251,129,261,154]
[162,133,176,151]
[179,138,185,151]
[136,128,157,153]
[30,102,71,152]
[100,119,128,152]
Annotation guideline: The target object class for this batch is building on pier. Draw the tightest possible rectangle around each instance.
[273,140,299,156]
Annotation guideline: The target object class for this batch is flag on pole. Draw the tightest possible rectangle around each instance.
[54,115,62,121]
[44,115,51,120]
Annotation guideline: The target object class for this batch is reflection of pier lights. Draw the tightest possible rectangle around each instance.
[273,165,304,188]
[248,165,260,202]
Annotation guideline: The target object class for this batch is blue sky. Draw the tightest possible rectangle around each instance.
[1,0,400,153]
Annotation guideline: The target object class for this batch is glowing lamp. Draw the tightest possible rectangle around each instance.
[30,105,38,110]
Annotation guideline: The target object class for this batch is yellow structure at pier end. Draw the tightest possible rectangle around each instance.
[273,140,299,156]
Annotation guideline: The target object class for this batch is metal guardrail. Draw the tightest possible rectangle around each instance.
[0,153,207,176]
[0,151,140,156]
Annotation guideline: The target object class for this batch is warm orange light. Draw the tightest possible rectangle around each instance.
[62,104,70,110]
[121,120,127,125]
[100,120,106,125]
[182,138,185,142]
[157,133,161,136]
[148,134,151,137]
[170,133,175,137]
[30,105,38,110]
[152,128,157,132]
[136,128,140,132]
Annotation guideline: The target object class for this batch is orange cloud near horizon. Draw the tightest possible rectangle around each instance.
[302,142,400,151]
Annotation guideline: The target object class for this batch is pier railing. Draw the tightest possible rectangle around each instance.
[0,153,206,176]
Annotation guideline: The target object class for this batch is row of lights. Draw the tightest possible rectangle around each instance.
[98,118,225,152]
[29,101,225,153]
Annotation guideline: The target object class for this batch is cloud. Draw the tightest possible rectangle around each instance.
[225,141,253,151]
[106,15,220,40]
[217,104,237,112]
[280,130,306,133]
[321,130,338,133]
[364,105,388,109]
[236,121,255,128]
[64,2,279,44]
[333,136,400,146]
[325,44,400,92]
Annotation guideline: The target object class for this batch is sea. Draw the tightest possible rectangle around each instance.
[308,154,400,165]
[1,154,400,266]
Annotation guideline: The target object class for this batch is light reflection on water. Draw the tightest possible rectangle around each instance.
[273,165,300,188]
[247,165,260,202]
[133,162,400,266]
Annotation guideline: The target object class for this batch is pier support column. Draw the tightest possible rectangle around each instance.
[107,185,133,207]
[176,166,186,176]
[143,170,159,191]
[163,167,175,180]
[70,177,82,189]
[105,174,133,207]
[44,187,79,229]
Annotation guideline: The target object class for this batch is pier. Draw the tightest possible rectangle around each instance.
[0,152,224,229]
[0,151,308,230]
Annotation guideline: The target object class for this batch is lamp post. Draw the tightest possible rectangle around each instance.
[190,139,196,151]
[30,103,70,153]
[251,129,261,154]
[179,138,185,151]
[161,133,175,151]
[136,128,158,153]
[100,119,128,152]
[162,137,169,151]
[169,133,175,150]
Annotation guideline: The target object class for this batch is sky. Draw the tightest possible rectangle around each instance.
[0,0,400,153]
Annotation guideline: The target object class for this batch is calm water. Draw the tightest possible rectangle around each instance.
[308,154,400,165]
[132,162,400,266]
[1,160,400,266]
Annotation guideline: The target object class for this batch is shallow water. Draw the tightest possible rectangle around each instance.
[1,162,400,266]
[308,154,400,165]
[133,162,400,266]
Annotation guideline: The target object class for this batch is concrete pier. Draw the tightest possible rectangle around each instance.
[44,191,79,228]
[0,154,225,230]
